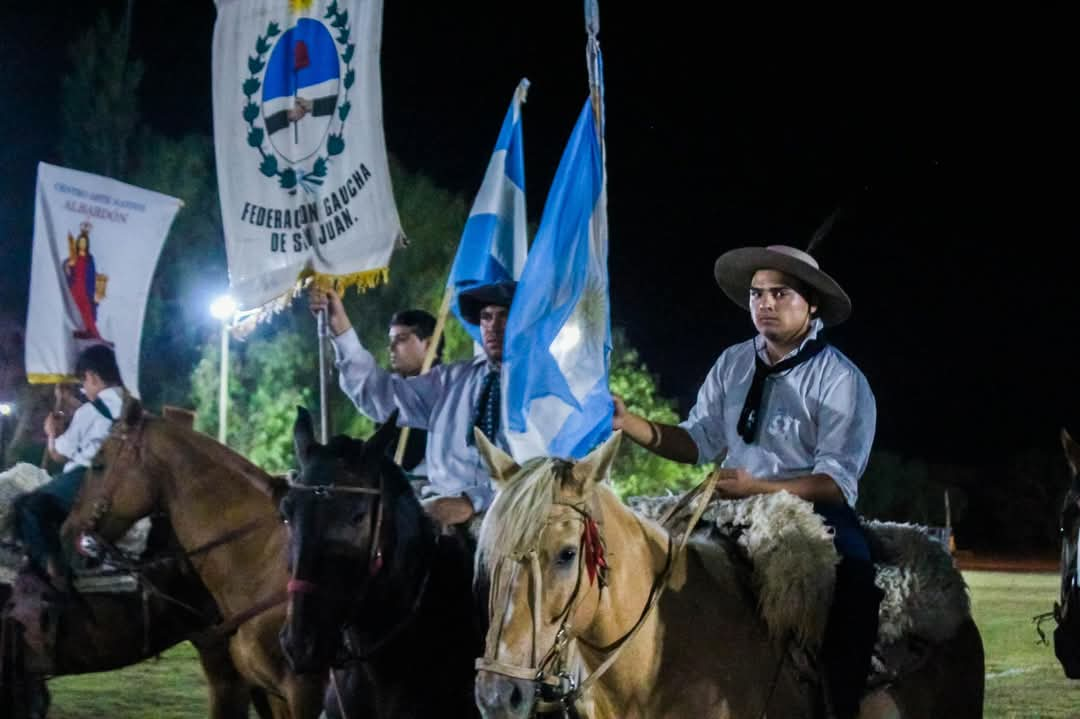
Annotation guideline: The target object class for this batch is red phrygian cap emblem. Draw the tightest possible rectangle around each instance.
[293,40,310,71]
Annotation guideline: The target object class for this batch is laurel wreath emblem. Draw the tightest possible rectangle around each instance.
[241,1,355,194]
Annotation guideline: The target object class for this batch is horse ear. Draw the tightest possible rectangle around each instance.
[569,431,622,496]
[294,406,317,466]
[368,409,400,455]
[1062,428,1080,477]
[474,428,519,489]
[122,395,143,427]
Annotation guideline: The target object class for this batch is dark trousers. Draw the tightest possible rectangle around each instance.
[13,467,86,575]
[813,501,883,719]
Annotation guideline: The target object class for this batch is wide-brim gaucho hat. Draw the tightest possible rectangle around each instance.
[458,280,517,325]
[713,245,852,326]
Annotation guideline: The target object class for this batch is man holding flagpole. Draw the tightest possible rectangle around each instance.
[310,281,515,527]
[309,79,530,527]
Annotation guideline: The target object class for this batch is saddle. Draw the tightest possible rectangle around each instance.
[629,491,972,685]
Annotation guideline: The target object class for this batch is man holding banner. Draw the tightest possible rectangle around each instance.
[310,281,516,527]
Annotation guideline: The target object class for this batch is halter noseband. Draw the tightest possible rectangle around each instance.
[284,475,387,587]
[476,473,719,714]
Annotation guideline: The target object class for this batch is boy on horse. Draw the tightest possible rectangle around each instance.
[14,344,123,590]
[612,245,881,719]
[310,280,515,529]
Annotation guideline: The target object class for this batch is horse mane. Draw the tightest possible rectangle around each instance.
[144,414,279,498]
[478,456,608,573]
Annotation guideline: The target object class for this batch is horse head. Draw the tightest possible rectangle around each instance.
[279,406,406,674]
[62,395,156,549]
[473,429,622,719]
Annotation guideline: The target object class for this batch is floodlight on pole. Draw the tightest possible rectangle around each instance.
[209,295,237,444]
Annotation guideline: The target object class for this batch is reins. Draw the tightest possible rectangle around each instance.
[476,471,719,714]
[283,470,435,663]
[79,416,289,645]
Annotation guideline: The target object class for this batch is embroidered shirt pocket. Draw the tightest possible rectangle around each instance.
[766,411,800,437]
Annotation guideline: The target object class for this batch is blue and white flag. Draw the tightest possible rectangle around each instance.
[446,79,529,344]
[502,99,612,461]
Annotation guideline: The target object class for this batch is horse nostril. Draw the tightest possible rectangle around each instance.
[508,682,523,709]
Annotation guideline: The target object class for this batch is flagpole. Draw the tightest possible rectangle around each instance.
[584,0,603,139]
[393,286,453,465]
[317,308,330,444]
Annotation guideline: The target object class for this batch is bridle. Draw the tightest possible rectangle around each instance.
[76,414,288,644]
[284,473,387,590]
[282,469,434,663]
[475,474,718,716]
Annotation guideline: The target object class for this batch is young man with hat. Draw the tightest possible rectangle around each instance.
[310,280,515,528]
[613,245,879,719]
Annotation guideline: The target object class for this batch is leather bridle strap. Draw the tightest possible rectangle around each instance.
[476,471,719,709]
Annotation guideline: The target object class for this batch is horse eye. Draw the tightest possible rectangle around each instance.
[91,463,105,472]
[556,547,577,566]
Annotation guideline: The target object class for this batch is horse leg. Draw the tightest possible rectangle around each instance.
[281,671,329,719]
[195,639,254,719]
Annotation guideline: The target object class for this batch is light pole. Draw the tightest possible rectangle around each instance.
[209,295,237,444]
[0,402,13,464]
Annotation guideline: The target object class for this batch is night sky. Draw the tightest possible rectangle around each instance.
[2,3,1078,465]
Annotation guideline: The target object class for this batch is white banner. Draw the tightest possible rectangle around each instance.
[213,0,402,311]
[25,162,181,397]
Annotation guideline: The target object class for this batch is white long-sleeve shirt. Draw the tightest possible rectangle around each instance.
[680,321,876,507]
[332,329,508,512]
[53,386,123,473]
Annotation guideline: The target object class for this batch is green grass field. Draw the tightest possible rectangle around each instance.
[42,571,1080,718]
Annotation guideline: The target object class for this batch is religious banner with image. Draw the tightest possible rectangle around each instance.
[25,162,181,397]
[212,0,402,313]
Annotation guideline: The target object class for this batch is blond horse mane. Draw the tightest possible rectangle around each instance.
[477,456,583,573]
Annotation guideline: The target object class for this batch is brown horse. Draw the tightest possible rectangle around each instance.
[471,431,985,719]
[60,398,325,719]
[1,540,269,719]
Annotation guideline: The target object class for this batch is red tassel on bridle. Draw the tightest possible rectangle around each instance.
[581,516,607,587]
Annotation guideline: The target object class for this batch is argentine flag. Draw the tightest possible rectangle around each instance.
[502,98,612,461]
[447,79,530,344]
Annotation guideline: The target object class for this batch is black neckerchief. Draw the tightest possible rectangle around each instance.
[736,337,828,444]
[89,396,114,422]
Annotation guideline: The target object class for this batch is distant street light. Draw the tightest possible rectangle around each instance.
[209,295,237,444]
[0,402,13,417]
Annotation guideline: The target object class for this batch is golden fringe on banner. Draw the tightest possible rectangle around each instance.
[231,266,390,339]
[27,374,78,385]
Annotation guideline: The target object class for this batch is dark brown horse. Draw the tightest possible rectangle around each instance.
[279,408,482,718]
[1051,428,1080,678]
[1,516,270,718]
[60,398,325,718]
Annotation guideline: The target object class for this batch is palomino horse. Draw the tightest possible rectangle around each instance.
[472,431,985,719]
[279,408,482,718]
[60,398,325,719]
[1050,428,1080,678]
[1,540,269,719]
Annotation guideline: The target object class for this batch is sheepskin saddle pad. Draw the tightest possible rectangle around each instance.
[628,491,970,658]
[0,462,150,592]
